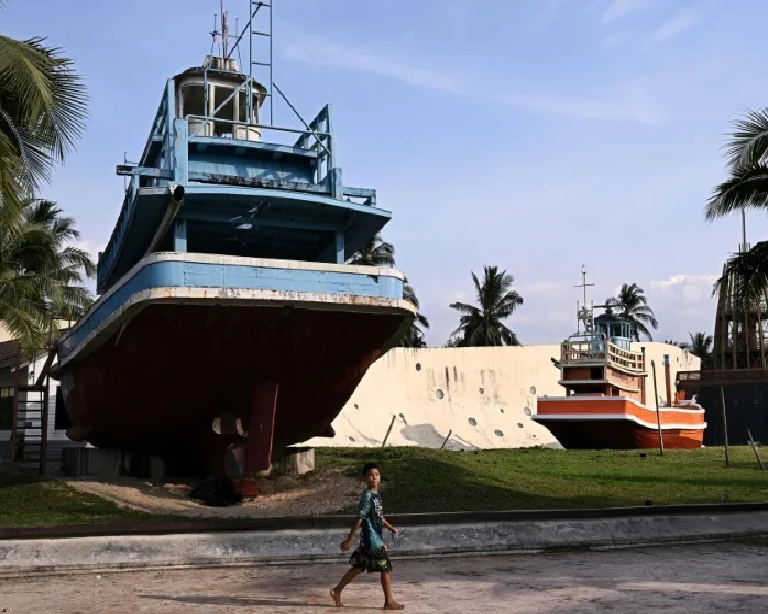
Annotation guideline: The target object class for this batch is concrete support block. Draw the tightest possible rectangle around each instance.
[271,447,315,477]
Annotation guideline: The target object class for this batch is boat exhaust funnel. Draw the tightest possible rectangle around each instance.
[169,183,185,203]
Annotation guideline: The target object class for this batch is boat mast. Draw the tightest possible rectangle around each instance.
[574,265,595,335]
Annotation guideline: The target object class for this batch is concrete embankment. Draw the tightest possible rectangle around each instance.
[1,504,766,576]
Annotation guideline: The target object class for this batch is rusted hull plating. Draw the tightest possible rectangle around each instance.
[59,303,408,474]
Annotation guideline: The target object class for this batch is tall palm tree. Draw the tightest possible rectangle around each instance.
[605,282,658,341]
[449,265,524,347]
[347,232,395,267]
[706,109,768,305]
[0,29,88,228]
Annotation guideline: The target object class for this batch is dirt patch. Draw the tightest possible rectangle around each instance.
[64,468,363,518]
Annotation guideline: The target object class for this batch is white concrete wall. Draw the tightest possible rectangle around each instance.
[301,343,701,450]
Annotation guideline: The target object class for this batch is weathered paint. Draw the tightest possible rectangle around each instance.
[60,253,412,366]
[57,303,412,473]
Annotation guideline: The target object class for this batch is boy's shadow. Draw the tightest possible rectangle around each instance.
[139,594,380,609]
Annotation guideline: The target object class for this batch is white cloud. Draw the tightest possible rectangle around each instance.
[495,78,661,125]
[649,274,718,292]
[645,8,701,45]
[284,37,661,125]
[284,38,467,95]
[601,0,652,25]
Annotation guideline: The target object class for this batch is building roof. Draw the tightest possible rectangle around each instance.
[0,340,21,370]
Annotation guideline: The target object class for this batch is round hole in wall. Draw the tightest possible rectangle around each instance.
[398,412,405,420]
[468,417,477,426]
[524,407,532,417]
[517,423,524,429]
[354,404,359,410]
[529,386,537,395]
[500,408,505,414]
[348,436,356,442]
[532,434,537,439]
[415,363,422,371]
[494,429,504,437]
[479,387,485,395]
[436,389,444,400]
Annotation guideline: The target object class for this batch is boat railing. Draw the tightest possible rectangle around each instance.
[562,335,644,372]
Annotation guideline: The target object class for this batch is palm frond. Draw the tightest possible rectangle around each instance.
[725,108,768,169]
[705,163,768,221]
[713,241,768,308]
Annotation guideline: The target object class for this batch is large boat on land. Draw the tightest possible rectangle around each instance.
[534,268,706,449]
[51,6,414,492]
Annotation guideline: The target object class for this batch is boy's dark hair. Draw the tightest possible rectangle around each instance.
[362,463,379,478]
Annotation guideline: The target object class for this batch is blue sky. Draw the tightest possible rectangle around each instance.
[4,0,767,346]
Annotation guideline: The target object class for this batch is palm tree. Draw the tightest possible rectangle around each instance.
[0,199,94,349]
[24,199,95,326]
[349,234,431,347]
[706,109,768,305]
[347,232,395,267]
[687,331,713,369]
[449,265,524,347]
[0,31,88,225]
[399,279,429,348]
[605,282,658,341]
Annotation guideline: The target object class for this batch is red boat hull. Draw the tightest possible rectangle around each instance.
[536,419,704,450]
[60,303,408,474]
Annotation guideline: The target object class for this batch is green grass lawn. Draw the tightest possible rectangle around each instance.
[316,447,768,513]
[2,447,768,528]
[0,465,157,528]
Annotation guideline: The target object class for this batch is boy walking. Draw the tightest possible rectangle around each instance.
[331,463,404,610]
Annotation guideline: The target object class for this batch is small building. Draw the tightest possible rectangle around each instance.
[0,340,85,464]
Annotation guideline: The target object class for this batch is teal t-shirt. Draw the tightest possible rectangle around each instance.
[357,488,385,551]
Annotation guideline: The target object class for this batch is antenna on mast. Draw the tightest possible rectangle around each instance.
[221,0,229,59]
[575,265,596,335]
[210,13,220,56]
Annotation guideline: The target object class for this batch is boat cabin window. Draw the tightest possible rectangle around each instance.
[213,87,235,137]
[181,85,206,118]
[238,91,257,124]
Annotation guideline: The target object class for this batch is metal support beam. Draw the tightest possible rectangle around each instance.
[173,119,189,185]
[335,231,345,264]
[173,218,188,252]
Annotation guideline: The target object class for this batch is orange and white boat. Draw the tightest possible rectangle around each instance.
[533,268,706,449]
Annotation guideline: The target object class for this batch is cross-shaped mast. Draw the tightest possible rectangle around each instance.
[575,264,596,334]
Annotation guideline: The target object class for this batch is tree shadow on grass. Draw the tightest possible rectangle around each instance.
[366,452,634,512]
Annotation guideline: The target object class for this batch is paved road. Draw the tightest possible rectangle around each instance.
[2,542,767,613]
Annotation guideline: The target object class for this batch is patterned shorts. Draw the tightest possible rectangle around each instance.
[349,547,393,573]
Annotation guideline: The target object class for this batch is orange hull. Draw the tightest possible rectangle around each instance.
[534,396,706,450]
